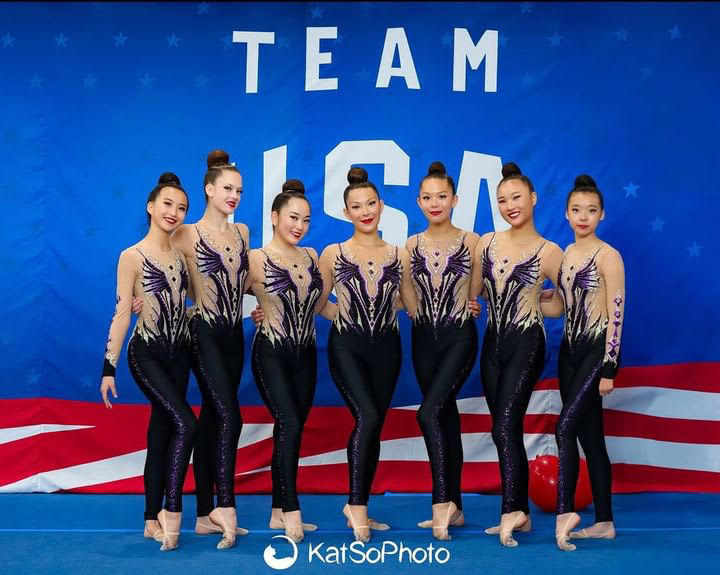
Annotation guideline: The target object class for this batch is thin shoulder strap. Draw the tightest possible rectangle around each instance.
[234,223,246,249]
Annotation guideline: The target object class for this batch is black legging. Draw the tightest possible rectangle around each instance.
[328,327,402,506]
[190,317,244,516]
[480,323,545,515]
[412,319,477,508]
[251,332,317,512]
[127,336,196,520]
[556,338,614,521]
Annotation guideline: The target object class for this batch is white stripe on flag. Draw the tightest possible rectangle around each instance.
[0,424,93,446]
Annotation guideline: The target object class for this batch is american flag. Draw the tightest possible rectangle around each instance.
[2,362,717,494]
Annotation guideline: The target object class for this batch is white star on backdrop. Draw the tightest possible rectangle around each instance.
[547,33,564,46]
[27,369,41,385]
[167,33,180,48]
[310,4,324,20]
[615,28,629,41]
[650,216,666,232]
[623,182,639,197]
[55,33,69,48]
[197,2,209,14]
[83,74,97,88]
[30,74,44,88]
[2,32,15,47]
[140,73,155,88]
[669,25,681,40]
[520,2,534,14]
[686,242,702,257]
[114,32,127,47]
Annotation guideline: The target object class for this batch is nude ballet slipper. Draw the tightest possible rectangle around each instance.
[342,504,370,543]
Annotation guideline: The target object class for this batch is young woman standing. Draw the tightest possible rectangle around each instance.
[318,167,417,542]
[476,163,563,547]
[541,174,624,551]
[101,173,196,552]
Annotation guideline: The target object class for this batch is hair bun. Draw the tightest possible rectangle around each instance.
[427,161,447,177]
[501,162,522,178]
[207,149,231,169]
[574,174,597,189]
[158,172,181,186]
[282,178,305,194]
[347,166,369,185]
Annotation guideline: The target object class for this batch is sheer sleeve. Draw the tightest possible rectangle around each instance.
[398,247,417,318]
[600,249,625,379]
[102,250,137,377]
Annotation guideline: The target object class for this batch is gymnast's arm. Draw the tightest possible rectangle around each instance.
[100,249,138,408]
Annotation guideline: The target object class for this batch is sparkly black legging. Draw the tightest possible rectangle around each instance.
[190,316,244,516]
[328,327,402,506]
[480,323,545,515]
[556,337,613,521]
[251,332,317,512]
[127,336,196,520]
[412,319,478,508]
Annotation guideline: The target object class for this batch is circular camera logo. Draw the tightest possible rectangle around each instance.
[263,535,299,570]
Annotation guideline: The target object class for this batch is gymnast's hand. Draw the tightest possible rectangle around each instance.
[468,298,482,317]
[540,288,556,302]
[100,376,117,409]
[131,296,143,315]
[250,304,265,327]
[599,378,614,397]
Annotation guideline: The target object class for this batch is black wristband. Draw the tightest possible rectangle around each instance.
[102,358,116,378]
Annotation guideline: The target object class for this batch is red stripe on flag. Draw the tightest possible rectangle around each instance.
[604,410,720,445]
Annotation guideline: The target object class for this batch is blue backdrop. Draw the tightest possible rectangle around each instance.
[1,1,718,408]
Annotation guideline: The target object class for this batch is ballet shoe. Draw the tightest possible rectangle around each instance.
[269,515,318,532]
[345,517,391,530]
[418,509,465,529]
[283,511,304,544]
[484,516,531,535]
[342,504,370,543]
[209,507,237,550]
[143,520,164,542]
[499,511,529,548]
[432,501,457,541]
[195,515,249,536]
[157,509,181,552]
[556,512,581,551]
[368,518,390,531]
[569,522,616,539]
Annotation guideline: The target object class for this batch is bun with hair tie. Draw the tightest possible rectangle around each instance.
[574,174,597,189]
[282,178,305,194]
[158,172,181,186]
[427,161,447,177]
[207,149,231,169]
[501,162,522,178]
[347,166,369,185]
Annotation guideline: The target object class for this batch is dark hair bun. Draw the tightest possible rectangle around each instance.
[207,149,231,169]
[347,166,369,185]
[574,174,597,189]
[427,161,447,176]
[501,162,522,178]
[282,179,305,194]
[158,172,181,186]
